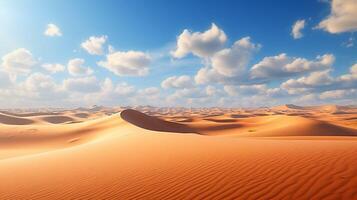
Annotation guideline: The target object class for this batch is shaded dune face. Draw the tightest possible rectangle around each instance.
[40,116,74,124]
[120,109,195,133]
[0,113,34,125]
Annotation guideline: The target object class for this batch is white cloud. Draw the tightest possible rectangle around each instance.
[138,87,160,96]
[250,53,334,80]
[223,85,239,96]
[67,58,93,76]
[212,37,260,77]
[350,63,357,74]
[205,85,217,96]
[81,35,107,55]
[161,75,193,89]
[42,63,65,74]
[44,23,62,37]
[63,76,100,93]
[25,72,57,92]
[343,36,355,47]
[291,19,306,39]
[281,62,357,96]
[224,84,267,96]
[19,72,66,101]
[114,82,136,96]
[98,50,151,76]
[281,70,334,94]
[319,89,355,99]
[195,67,225,85]
[1,48,36,75]
[194,37,260,85]
[0,71,13,88]
[171,23,227,58]
[167,87,207,101]
[317,0,357,33]
[337,64,357,84]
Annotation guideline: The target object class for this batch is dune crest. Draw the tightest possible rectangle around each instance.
[120,109,195,133]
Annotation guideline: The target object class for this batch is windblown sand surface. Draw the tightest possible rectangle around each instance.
[0,105,356,199]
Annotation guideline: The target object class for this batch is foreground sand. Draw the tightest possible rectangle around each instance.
[0,105,356,199]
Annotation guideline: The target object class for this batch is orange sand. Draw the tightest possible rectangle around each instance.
[0,105,356,199]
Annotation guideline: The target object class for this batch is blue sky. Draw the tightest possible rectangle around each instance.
[0,0,356,108]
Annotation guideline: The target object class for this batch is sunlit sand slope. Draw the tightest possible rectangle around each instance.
[0,108,356,199]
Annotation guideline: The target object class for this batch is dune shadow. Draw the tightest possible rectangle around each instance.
[204,118,237,123]
[74,113,90,118]
[0,113,34,125]
[120,109,196,133]
[0,111,62,117]
[230,114,251,118]
[41,116,74,124]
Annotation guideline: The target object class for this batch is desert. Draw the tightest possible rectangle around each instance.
[1,0,357,199]
[0,105,356,199]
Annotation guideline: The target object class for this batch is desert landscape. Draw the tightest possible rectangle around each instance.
[0,104,356,199]
[1,0,357,199]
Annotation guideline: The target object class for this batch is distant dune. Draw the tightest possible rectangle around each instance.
[0,105,356,199]
[40,115,75,124]
[186,115,357,136]
[120,109,195,133]
[0,113,34,125]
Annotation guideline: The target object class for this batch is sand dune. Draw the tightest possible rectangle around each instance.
[120,109,195,133]
[193,115,357,136]
[0,106,356,199]
[40,115,75,124]
[0,113,35,125]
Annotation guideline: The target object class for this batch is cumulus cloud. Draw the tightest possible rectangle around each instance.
[224,84,268,96]
[1,48,36,75]
[343,36,355,47]
[81,35,107,55]
[161,75,193,89]
[98,50,151,76]
[205,85,218,96]
[67,58,93,76]
[171,23,227,58]
[317,0,357,33]
[63,76,100,93]
[114,82,136,96]
[281,70,334,94]
[337,63,357,84]
[19,72,66,101]
[212,37,260,77]
[44,23,62,37]
[25,72,57,92]
[319,89,356,99]
[350,63,357,74]
[250,53,335,80]
[195,67,225,85]
[42,63,65,74]
[194,37,260,85]
[0,71,13,88]
[138,87,160,97]
[171,23,260,85]
[291,19,306,39]
[167,87,207,102]
[223,85,239,96]
[281,63,357,96]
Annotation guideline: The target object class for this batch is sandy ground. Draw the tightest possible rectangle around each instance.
[0,104,356,199]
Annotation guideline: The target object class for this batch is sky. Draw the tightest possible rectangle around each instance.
[0,0,356,108]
